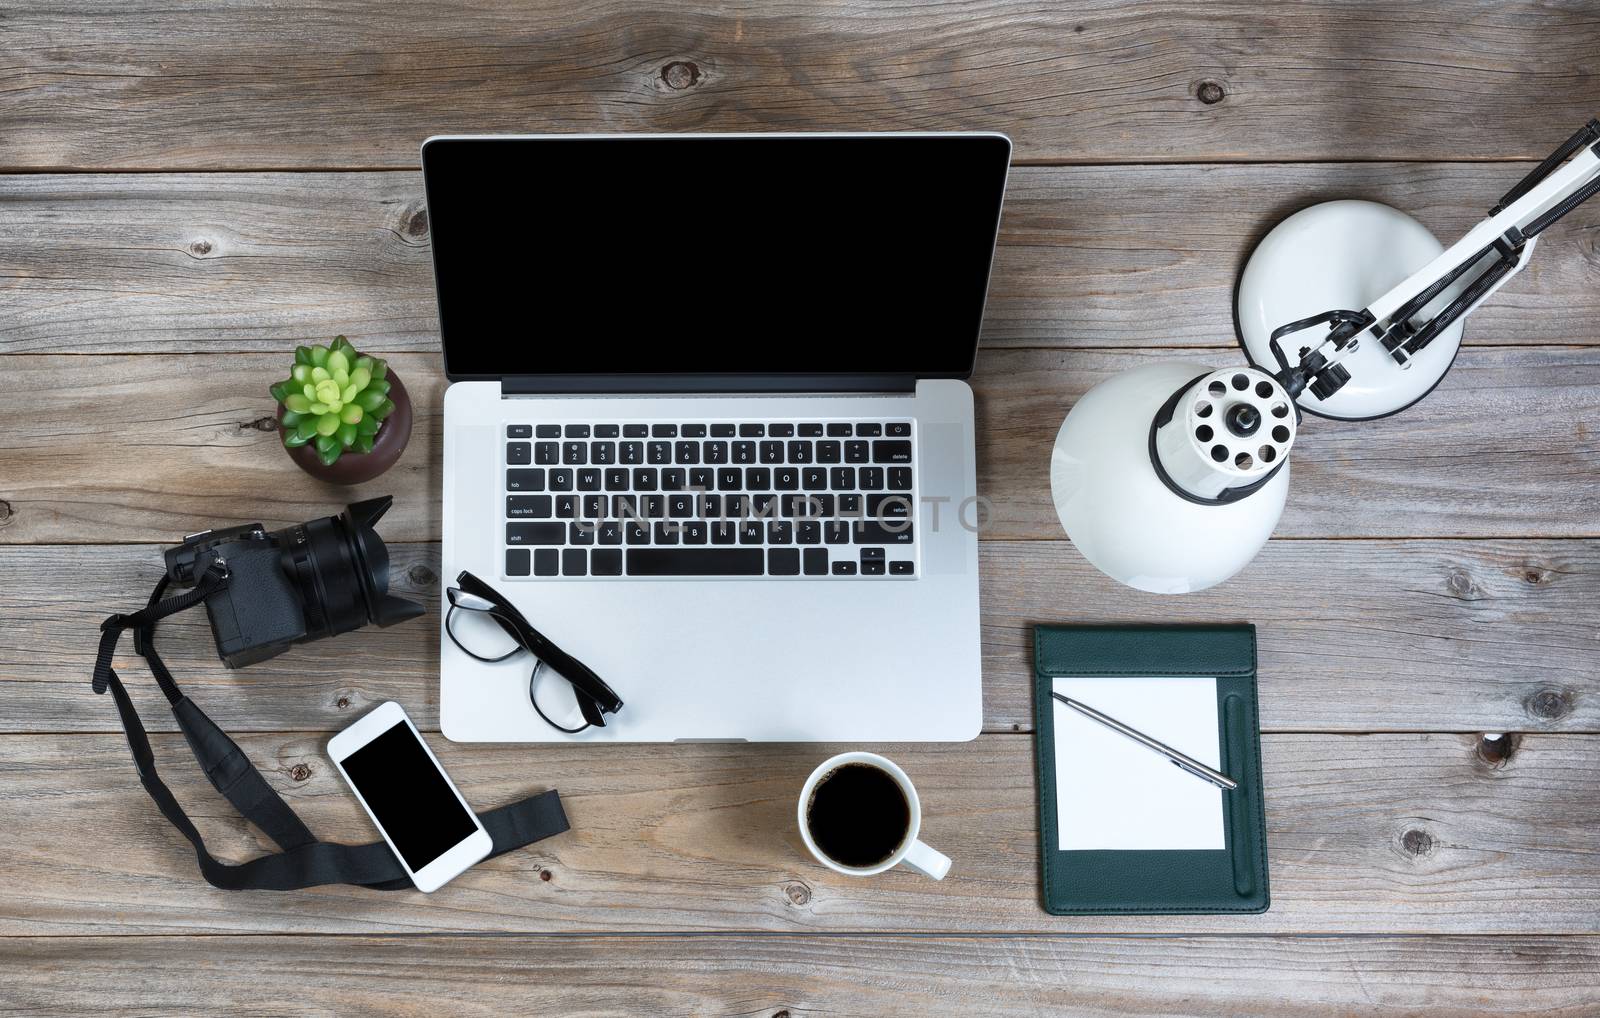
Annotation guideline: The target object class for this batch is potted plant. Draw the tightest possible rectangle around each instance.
[270,336,413,484]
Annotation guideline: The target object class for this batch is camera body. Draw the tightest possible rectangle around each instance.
[164,497,423,669]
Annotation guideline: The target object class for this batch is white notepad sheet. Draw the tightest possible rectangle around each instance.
[1053,676,1225,851]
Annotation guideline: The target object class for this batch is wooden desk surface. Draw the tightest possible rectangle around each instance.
[2,2,1597,1013]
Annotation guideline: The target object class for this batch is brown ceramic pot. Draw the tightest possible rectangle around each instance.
[278,370,413,485]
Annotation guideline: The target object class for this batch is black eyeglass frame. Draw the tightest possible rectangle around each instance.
[445,570,623,734]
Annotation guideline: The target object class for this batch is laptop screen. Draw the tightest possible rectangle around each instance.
[422,134,1011,382]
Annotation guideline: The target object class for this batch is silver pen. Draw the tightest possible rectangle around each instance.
[1051,691,1238,791]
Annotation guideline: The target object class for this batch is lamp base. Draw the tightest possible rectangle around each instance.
[1234,199,1464,421]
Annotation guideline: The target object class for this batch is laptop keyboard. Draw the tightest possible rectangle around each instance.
[502,420,916,579]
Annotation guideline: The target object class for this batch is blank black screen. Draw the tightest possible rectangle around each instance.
[423,135,1011,379]
[341,721,478,871]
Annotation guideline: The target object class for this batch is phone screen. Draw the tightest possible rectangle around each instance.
[340,721,479,871]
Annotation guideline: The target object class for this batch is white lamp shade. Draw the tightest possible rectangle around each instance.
[1050,360,1290,593]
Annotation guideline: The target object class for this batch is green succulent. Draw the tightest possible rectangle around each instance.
[269,336,396,466]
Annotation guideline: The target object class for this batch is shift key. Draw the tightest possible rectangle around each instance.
[506,522,566,545]
[853,520,914,544]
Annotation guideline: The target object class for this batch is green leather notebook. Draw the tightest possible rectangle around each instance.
[1033,623,1269,915]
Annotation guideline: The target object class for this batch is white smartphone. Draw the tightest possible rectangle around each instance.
[328,701,493,892]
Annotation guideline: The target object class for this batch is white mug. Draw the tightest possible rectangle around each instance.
[797,751,952,880]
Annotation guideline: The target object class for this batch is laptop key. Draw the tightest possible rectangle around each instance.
[652,424,677,438]
[767,520,793,544]
[787,441,812,464]
[704,441,728,464]
[506,548,531,575]
[507,495,552,518]
[604,468,629,491]
[689,467,715,490]
[568,522,594,545]
[832,560,858,575]
[769,423,795,438]
[888,467,913,490]
[592,441,616,464]
[827,423,852,437]
[745,467,771,489]
[803,548,828,574]
[824,521,850,544]
[797,520,822,545]
[681,424,707,438]
[507,424,532,439]
[534,549,559,576]
[564,424,590,438]
[768,548,800,575]
[886,422,912,437]
[555,495,577,519]
[873,440,912,463]
[597,521,624,545]
[623,424,648,438]
[628,548,763,576]
[507,523,564,545]
[624,522,650,545]
[816,441,841,463]
[577,468,601,491]
[507,442,532,465]
[802,467,827,491]
[582,494,607,518]
[662,468,687,491]
[830,467,856,490]
[862,559,886,575]
[759,441,784,464]
[711,423,736,437]
[654,522,680,545]
[853,521,913,544]
[844,441,869,463]
[733,441,756,464]
[591,549,623,576]
[675,441,699,464]
[857,423,883,437]
[595,424,620,438]
[549,469,574,491]
[535,442,558,464]
[562,441,587,464]
[718,467,743,490]
[890,560,915,575]
[799,423,824,437]
[535,424,561,438]
[633,467,658,490]
[563,548,588,576]
[681,521,707,545]
[711,521,738,544]
[507,468,545,492]
[647,441,671,464]
[739,423,764,437]
[620,441,643,464]
[867,493,912,518]
[738,521,764,544]
[859,467,884,490]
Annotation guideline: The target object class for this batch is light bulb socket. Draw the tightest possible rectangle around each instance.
[1148,368,1295,506]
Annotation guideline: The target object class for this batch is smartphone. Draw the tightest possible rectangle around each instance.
[328,701,492,892]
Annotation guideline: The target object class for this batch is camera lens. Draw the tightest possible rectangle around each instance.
[275,496,425,641]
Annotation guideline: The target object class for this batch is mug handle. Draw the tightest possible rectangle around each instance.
[900,839,952,880]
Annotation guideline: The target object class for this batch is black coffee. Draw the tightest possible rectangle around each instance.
[805,762,911,868]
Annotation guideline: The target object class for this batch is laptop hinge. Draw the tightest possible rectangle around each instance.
[498,373,920,396]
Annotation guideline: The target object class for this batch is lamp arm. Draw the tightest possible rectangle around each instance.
[1268,120,1600,402]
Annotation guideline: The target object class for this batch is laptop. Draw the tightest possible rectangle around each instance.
[425,132,1012,742]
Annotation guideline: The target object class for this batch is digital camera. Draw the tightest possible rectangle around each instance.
[163,496,424,668]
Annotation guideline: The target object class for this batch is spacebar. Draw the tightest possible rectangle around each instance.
[626,549,765,576]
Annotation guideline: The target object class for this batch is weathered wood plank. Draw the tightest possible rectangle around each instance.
[2,935,1597,1016]
[2,347,1595,544]
[0,732,1595,935]
[3,539,1593,736]
[3,164,1598,355]
[3,1,1598,169]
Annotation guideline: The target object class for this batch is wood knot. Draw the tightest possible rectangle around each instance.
[1524,687,1573,722]
[335,695,352,710]
[0,498,12,523]
[1195,79,1226,105]
[773,1011,792,1018]
[1400,827,1434,857]
[661,60,701,90]
[1476,732,1519,768]
[1444,568,1481,600]
[289,763,312,782]
[1073,23,1085,33]
[189,239,213,257]
[784,882,812,906]
[406,564,438,587]
[241,415,277,432]
[1521,565,1552,585]
[405,207,429,239]
[539,868,553,882]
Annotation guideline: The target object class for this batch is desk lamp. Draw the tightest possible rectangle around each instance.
[1051,120,1600,593]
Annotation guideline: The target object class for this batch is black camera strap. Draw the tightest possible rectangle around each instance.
[92,564,569,891]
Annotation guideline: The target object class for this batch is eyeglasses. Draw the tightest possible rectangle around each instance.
[444,570,624,734]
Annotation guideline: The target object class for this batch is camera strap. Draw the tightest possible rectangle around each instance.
[92,564,569,891]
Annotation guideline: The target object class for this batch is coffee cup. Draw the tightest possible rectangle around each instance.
[797,751,951,880]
